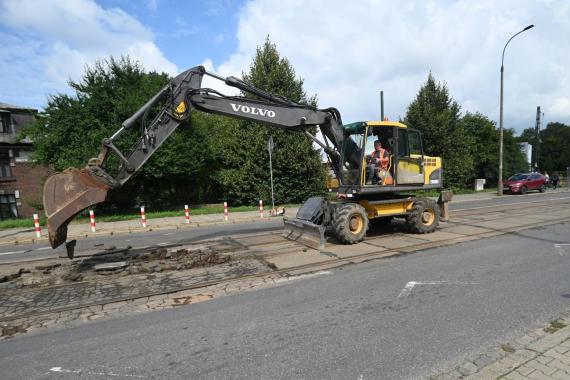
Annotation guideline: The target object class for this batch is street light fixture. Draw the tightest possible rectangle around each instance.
[498,24,534,196]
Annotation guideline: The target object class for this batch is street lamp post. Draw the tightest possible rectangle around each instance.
[498,24,534,196]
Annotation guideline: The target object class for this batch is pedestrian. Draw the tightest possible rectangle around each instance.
[544,172,550,187]
[551,172,560,189]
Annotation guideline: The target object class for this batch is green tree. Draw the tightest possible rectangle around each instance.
[461,112,527,186]
[404,74,474,188]
[539,122,570,173]
[24,57,212,211]
[210,37,326,204]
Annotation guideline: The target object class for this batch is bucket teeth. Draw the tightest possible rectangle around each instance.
[283,217,326,251]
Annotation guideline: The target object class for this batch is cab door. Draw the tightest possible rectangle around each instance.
[395,128,425,185]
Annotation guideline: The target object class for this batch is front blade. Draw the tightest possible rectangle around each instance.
[283,217,326,251]
[43,168,111,249]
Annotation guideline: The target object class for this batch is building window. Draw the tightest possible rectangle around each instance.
[0,151,12,178]
[0,113,10,133]
[0,194,18,219]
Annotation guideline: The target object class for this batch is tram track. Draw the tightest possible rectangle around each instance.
[1,197,569,324]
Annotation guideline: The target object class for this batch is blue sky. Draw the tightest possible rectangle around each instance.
[1,0,569,133]
[97,0,242,67]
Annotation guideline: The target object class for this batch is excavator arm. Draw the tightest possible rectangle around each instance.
[44,65,345,249]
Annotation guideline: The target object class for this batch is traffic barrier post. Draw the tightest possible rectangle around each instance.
[89,210,96,232]
[33,213,41,238]
[140,206,147,227]
[224,202,229,222]
[184,205,190,224]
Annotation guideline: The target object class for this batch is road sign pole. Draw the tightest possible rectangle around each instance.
[267,136,275,212]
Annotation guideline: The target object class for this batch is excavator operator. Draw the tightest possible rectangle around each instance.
[367,140,392,185]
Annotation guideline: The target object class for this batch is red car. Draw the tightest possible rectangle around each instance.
[503,173,546,194]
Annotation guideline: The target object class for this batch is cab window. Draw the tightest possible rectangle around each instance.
[408,130,422,155]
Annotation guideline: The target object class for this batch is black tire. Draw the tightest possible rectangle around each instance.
[520,186,527,195]
[332,203,369,244]
[406,198,440,234]
[539,184,546,193]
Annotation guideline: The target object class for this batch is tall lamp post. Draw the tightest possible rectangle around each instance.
[498,24,534,196]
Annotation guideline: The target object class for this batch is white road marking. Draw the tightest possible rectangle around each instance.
[163,232,175,236]
[157,242,171,246]
[49,366,145,378]
[554,244,570,256]
[274,270,332,284]
[135,245,150,250]
[36,247,51,251]
[0,250,27,256]
[398,280,478,298]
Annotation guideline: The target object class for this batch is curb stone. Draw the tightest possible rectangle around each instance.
[431,310,570,379]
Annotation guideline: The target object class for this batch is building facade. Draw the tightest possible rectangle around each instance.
[0,102,53,220]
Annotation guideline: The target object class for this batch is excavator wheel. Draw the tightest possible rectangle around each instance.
[405,198,440,234]
[332,203,369,244]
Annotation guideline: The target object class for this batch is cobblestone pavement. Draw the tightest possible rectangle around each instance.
[0,259,266,321]
[433,312,570,380]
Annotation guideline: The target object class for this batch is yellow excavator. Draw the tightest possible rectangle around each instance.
[43,66,450,255]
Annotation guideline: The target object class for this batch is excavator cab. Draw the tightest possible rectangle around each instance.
[337,121,441,192]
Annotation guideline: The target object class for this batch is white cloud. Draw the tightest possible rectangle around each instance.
[0,0,177,107]
[207,0,570,132]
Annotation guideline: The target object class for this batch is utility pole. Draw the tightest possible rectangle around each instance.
[534,106,541,171]
[380,91,384,121]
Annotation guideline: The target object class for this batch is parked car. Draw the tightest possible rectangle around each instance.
[503,173,546,194]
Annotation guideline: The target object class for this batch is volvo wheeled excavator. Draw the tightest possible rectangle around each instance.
[43,65,451,255]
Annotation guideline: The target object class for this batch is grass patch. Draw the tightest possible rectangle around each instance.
[544,319,567,333]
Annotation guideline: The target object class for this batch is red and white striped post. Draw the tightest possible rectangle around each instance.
[140,206,147,228]
[33,213,41,238]
[259,199,264,218]
[184,204,190,224]
[223,202,229,222]
[89,210,96,232]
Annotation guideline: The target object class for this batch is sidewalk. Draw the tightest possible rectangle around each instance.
[434,311,570,380]
[0,189,566,246]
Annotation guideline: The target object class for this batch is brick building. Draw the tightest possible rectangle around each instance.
[0,102,53,220]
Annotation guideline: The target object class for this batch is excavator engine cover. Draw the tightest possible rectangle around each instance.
[43,168,111,249]
[283,197,329,251]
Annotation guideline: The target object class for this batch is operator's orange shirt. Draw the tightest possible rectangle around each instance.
[371,148,389,170]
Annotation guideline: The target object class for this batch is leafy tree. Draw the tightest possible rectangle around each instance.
[209,37,326,205]
[461,112,527,186]
[24,57,212,211]
[539,122,570,173]
[404,74,474,188]
[503,128,530,179]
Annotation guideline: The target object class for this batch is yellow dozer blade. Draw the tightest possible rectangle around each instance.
[43,168,111,248]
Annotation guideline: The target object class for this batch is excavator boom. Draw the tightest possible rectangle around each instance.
[43,66,344,250]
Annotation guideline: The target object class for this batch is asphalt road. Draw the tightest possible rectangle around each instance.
[1,190,569,264]
[1,212,569,379]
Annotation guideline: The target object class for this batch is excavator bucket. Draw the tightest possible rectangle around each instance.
[282,196,330,251]
[283,217,326,251]
[43,168,111,249]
